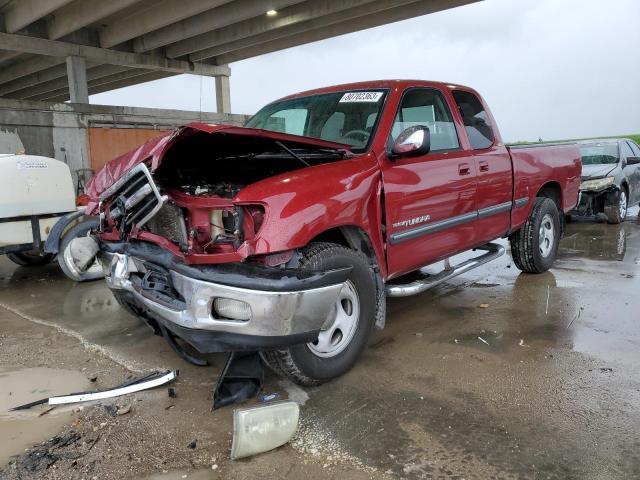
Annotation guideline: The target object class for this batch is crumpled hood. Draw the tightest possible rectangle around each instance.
[581,163,618,180]
[85,122,352,201]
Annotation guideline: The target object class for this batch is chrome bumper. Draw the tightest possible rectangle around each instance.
[104,253,345,338]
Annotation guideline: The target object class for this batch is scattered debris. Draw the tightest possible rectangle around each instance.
[168,387,177,398]
[187,439,197,449]
[11,370,178,410]
[116,404,131,416]
[518,339,525,347]
[545,285,550,315]
[103,404,118,417]
[477,336,489,345]
[479,304,489,308]
[600,367,613,373]
[259,392,280,403]
[38,406,56,417]
[20,432,81,472]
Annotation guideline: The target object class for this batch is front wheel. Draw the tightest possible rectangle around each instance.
[509,197,561,273]
[604,188,627,224]
[261,243,379,386]
[57,218,103,282]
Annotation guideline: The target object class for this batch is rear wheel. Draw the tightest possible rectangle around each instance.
[261,242,379,386]
[604,188,627,224]
[510,197,561,273]
[7,251,54,266]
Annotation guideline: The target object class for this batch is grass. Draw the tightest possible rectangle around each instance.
[509,134,640,146]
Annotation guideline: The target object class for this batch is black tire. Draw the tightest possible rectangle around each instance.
[57,218,103,282]
[7,251,54,266]
[261,242,379,386]
[604,188,627,224]
[509,197,561,274]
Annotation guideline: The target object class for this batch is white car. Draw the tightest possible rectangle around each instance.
[0,153,102,281]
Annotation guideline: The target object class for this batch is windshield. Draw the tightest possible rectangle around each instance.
[579,143,619,165]
[245,89,388,152]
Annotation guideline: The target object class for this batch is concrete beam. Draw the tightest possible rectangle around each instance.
[9,64,129,99]
[0,32,232,76]
[66,55,88,103]
[47,0,142,40]
[100,0,233,48]
[0,56,62,85]
[215,0,476,64]
[133,0,303,53]
[26,67,151,101]
[191,0,419,61]
[0,63,69,96]
[215,74,231,114]
[44,70,177,102]
[4,0,74,33]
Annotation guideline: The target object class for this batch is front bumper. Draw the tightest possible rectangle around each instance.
[101,244,349,352]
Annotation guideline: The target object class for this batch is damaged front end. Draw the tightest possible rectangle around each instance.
[573,176,618,217]
[84,124,355,357]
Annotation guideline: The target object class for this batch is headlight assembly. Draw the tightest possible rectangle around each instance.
[580,176,615,191]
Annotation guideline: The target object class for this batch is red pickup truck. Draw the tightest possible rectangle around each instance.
[83,80,581,385]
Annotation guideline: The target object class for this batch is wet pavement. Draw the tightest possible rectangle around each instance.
[1,209,639,479]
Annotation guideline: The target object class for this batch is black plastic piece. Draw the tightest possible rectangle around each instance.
[213,351,263,409]
[158,319,319,353]
[159,324,208,366]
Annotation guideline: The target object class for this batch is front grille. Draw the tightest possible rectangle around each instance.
[100,164,166,237]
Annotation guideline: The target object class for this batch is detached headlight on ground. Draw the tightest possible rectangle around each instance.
[580,176,615,191]
[231,401,300,459]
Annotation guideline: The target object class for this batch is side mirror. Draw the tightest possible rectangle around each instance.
[626,156,640,166]
[391,126,430,158]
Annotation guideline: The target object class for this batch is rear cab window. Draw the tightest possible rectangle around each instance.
[389,88,460,153]
[452,90,495,150]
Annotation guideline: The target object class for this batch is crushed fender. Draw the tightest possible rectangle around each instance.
[10,370,178,410]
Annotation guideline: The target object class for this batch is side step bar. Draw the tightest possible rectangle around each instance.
[385,243,505,298]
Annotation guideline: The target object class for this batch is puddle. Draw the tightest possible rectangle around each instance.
[0,367,90,465]
[145,469,217,480]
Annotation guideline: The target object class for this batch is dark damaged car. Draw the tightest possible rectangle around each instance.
[77,80,581,385]
[572,139,640,223]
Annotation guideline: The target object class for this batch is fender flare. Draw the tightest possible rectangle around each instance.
[44,210,86,254]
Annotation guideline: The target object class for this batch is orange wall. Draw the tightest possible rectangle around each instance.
[88,127,169,172]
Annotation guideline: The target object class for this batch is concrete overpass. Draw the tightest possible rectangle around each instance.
[0,0,478,112]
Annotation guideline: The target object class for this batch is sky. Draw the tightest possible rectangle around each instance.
[91,0,640,143]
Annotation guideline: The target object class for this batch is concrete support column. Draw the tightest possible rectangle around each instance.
[215,73,231,114]
[65,55,89,104]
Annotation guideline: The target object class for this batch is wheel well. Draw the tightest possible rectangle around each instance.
[309,226,376,260]
[536,182,562,210]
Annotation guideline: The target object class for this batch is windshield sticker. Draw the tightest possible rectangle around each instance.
[17,160,48,170]
[339,92,383,103]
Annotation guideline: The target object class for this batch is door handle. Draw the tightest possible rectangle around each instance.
[479,161,489,172]
[458,163,471,176]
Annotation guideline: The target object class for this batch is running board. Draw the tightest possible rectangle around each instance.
[385,243,505,297]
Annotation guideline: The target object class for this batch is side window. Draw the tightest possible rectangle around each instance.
[627,141,640,157]
[621,141,634,160]
[390,89,459,153]
[452,90,495,150]
[264,108,307,135]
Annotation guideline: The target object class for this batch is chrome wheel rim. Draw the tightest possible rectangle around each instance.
[538,213,555,258]
[307,280,360,358]
[619,191,627,219]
